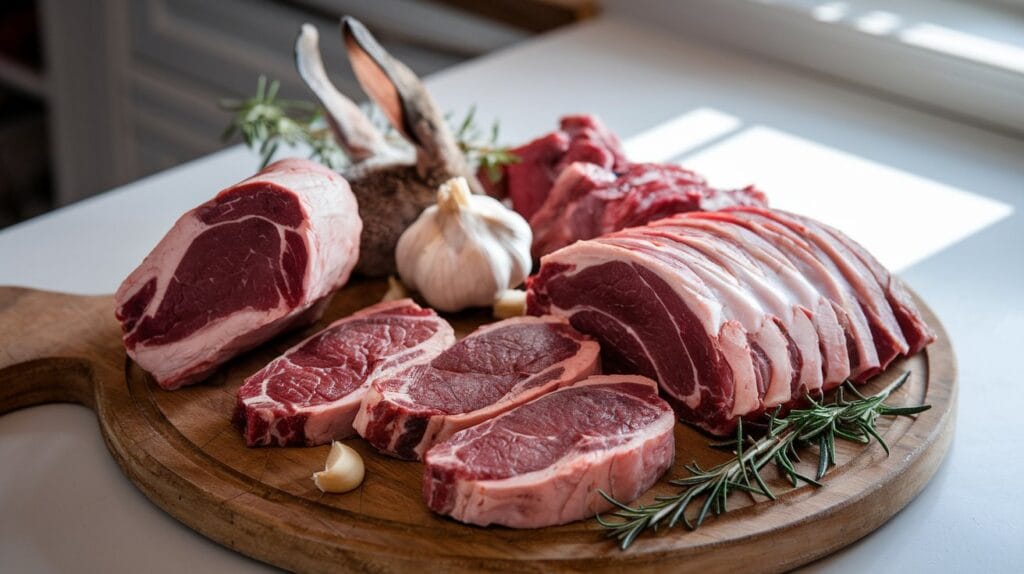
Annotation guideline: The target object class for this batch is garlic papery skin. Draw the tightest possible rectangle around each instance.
[313,441,365,494]
[395,177,532,313]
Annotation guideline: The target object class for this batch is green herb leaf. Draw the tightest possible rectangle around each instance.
[597,372,929,550]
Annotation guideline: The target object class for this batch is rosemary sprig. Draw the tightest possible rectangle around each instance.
[221,76,346,170]
[221,77,518,179]
[597,371,930,550]
[450,105,520,183]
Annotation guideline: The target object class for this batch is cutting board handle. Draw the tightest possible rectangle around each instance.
[0,286,121,414]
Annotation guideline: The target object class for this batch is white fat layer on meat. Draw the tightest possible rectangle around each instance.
[716,320,760,416]
[240,299,455,445]
[727,215,880,377]
[798,220,909,355]
[677,233,824,394]
[654,218,849,385]
[115,161,360,387]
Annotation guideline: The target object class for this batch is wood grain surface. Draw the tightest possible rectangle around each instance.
[0,279,956,573]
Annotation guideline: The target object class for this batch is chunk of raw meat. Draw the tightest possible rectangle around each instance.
[234,299,455,446]
[353,315,600,460]
[526,206,934,435]
[423,374,675,528]
[480,114,628,219]
[115,159,361,389]
[478,114,767,258]
[530,162,767,257]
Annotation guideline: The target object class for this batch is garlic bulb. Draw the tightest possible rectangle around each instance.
[396,177,532,312]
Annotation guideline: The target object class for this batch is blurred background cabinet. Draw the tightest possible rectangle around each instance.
[0,0,594,227]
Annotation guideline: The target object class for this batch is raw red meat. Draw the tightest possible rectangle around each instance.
[423,374,674,528]
[530,162,766,257]
[478,114,767,258]
[480,114,628,219]
[115,159,361,389]
[527,206,934,435]
[234,299,455,447]
[353,315,600,460]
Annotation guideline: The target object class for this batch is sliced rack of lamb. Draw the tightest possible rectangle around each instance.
[527,206,935,435]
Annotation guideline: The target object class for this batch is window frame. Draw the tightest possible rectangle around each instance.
[606,0,1024,136]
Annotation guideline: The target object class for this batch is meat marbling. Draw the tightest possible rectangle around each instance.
[234,299,455,447]
[423,374,675,528]
[115,158,361,389]
[353,315,600,460]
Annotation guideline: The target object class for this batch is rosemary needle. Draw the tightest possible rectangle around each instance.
[597,371,930,550]
[220,76,341,170]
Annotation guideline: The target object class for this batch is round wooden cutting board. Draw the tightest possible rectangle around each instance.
[0,280,956,573]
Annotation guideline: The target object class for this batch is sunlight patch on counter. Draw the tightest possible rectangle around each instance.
[622,108,742,163]
[671,125,1014,271]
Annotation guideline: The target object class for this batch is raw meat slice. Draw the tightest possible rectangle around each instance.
[527,244,742,434]
[529,162,767,258]
[527,207,933,435]
[687,210,881,382]
[783,212,935,355]
[423,374,675,528]
[115,159,361,390]
[600,233,798,412]
[234,299,455,447]
[353,315,600,460]
[646,216,850,389]
[636,221,829,399]
[725,208,909,376]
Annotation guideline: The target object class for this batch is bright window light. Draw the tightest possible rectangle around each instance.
[853,10,903,36]
[900,23,1024,74]
[812,2,850,23]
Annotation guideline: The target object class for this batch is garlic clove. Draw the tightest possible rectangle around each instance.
[312,441,365,493]
[380,275,409,302]
[493,289,527,319]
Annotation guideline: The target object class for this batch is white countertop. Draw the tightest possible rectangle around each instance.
[1,15,1022,573]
